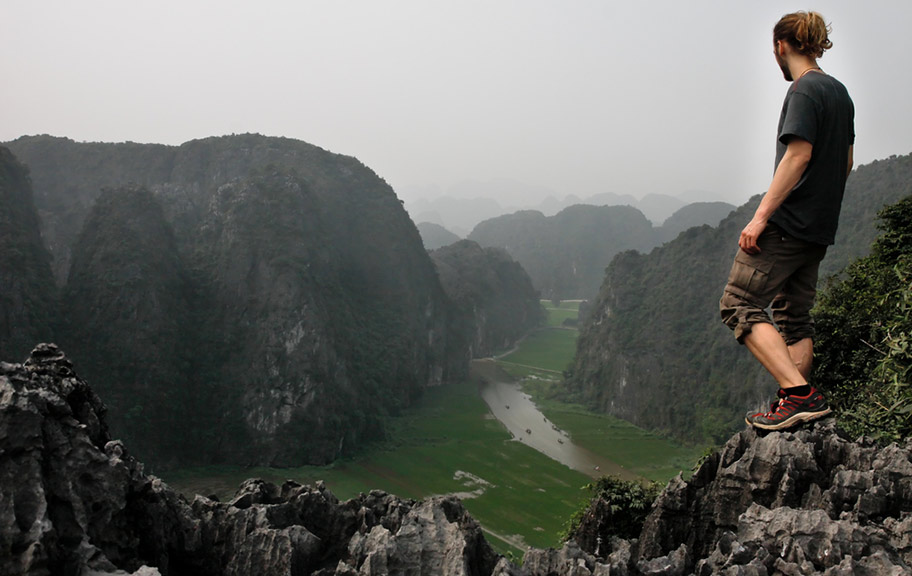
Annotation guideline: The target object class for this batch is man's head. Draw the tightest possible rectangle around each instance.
[773,11,832,81]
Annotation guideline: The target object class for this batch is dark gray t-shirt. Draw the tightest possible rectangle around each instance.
[769,71,855,245]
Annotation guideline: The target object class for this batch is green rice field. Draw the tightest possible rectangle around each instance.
[164,299,703,557]
[541,300,581,327]
[166,382,590,557]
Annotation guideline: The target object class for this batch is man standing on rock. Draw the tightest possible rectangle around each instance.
[720,11,855,430]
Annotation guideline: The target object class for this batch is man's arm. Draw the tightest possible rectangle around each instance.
[739,137,813,254]
[847,145,854,178]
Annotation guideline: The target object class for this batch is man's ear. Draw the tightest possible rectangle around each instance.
[776,40,789,57]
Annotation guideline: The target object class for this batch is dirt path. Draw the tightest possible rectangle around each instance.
[480,527,528,553]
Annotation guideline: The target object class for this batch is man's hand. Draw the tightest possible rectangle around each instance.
[739,219,767,254]
[739,137,812,255]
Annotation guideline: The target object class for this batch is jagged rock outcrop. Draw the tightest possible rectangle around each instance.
[3,344,910,575]
[0,343,193,575]
[0,344,501,576]
[637,421,912,574]
[555,420,912,575]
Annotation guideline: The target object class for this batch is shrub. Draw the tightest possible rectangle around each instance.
[562,475,663,550]
[813,195,912,441]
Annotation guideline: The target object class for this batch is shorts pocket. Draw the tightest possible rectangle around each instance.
[727,250,775,302]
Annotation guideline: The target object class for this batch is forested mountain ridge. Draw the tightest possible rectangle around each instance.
[1,134,459,467]
[566,152,912,445]
[62,185,195,463]
[467,201,734,301]
[656,201,737,243]
[468,205,656,301]
[0,147,57,360]
[406,187,705,237]
[417,221,461,250]
[7,135,416,284]
[430,240,543,362]
[4,138,175,284]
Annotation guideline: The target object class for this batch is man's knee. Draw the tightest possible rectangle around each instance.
[720,291,773,344]
[771,298,816,345]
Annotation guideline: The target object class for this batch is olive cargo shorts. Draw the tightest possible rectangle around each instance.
[720,224,827,344]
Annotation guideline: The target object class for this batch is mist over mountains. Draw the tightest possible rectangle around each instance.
[413,194,735,302]
[0,134,540,468]
[407,186,724,238]
[6,131,911,472]
[459,201,735,301]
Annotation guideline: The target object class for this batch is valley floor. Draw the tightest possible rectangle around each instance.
[164,301,704,557]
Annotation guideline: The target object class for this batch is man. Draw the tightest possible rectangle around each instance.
[720,11,855,431]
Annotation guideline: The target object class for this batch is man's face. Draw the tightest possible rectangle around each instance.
[774,41,793,81]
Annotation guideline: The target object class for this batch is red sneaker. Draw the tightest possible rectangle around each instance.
[745,387,832,430]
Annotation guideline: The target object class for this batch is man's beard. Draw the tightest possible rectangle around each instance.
[776,53,793,81]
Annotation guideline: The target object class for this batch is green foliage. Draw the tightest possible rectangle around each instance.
[0,147,57,359]
[61,185,198,464]
[168,381,593,556]
[468,205,659,300]
[431,240,544,360]
[6,135,457,469]
[565,154,912,446]
[813,195,912,441]
[561,476,663,542]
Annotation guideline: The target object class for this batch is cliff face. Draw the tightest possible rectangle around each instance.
[430,240,543,364]
[0,345,501,576]
[3,345,909,576]
[2,138,175,284]
[568,153,912,445]
[0,147,56,360]
[568,199,768,445]
[4,135,453,467]
[63,185,192,464]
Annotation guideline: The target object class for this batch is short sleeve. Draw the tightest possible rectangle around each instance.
[779,92,818,146]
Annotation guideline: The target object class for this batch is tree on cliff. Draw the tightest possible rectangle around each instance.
[813,194,912,441]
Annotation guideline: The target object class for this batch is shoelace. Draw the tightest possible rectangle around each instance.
[764,389,791,417]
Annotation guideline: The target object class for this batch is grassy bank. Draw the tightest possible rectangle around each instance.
[165,299,703,557]
[497,302,704,482]
[166,381,589,557]
[541,299,581,327]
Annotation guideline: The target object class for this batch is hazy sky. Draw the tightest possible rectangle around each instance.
[3,1,911,207]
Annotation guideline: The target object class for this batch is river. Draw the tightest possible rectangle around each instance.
[473,359,638,481]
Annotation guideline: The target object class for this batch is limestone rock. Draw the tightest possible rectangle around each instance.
[635,420,912,574]
[0,343,194,575]
[4,344,912,575]
[0,345,501,575]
